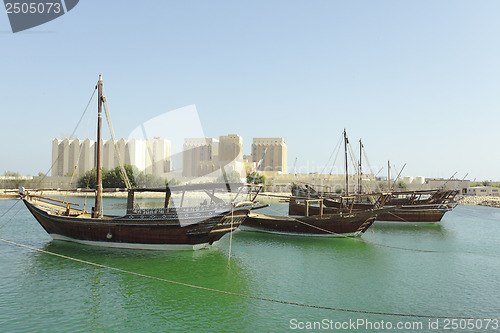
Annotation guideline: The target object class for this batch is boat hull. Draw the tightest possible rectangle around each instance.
[23,199,248,250]
[241,210,377,237]
[376,205,455,222]
[290,190,456,223]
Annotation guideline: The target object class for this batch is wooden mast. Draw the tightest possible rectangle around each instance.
[93,75,103,218]
[387,160,391,192]
[358,139,363,194]
[344,129,348,195]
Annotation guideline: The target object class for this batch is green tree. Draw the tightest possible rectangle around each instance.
[135,173,165,188]
[104,165,138,188]
[77,165,139,189]
[102,168,120,188]
[247,172,265,185]
[377,181,389,191]
[165,178,181,186]
[397,180,408,189]
[78,168,97,189]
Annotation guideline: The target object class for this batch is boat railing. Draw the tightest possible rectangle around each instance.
[126,202,232,216]
[399,203,457,210]
[24,192,82,216]
[305,199,324,217]
[26,193,80,208]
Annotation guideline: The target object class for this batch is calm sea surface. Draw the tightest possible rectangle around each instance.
[0,198,499,332]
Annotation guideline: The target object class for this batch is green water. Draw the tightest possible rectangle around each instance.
[0,198,499,332]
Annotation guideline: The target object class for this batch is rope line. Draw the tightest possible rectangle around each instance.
[328,133,344,175]
[228,205,234,266]
[320,134,342,176]
[33,86,97,190]
[0,197,21,221]
[61,166,79,214]
[0,199,22,230]
[262,205,362,237]
[102,94,132,189]
[0,237,496,321]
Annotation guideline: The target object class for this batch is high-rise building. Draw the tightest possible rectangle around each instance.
[251,137,287,173]
[218,134,244,177]
[79,138,95,175]
[182,138,217,177]
[218,134,243,164]
[145,137,171,176]
[53,138,70,177]
[182,134,245,178]
[52,138,171,178]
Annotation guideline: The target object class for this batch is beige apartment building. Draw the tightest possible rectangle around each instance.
[251,137,287,174]
[182,138,218,177]
[182,134,245,178]
[218,134,243,164]
[52,138,171,178]
[52,138,94,177]
[219,134,244,177]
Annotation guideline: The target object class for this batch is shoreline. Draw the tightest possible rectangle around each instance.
[456,195,500,208]
[4,189,500,208]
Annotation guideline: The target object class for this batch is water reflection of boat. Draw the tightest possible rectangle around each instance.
[233,226,374,252]
[21,75,260,250]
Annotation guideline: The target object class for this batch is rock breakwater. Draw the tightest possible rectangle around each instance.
[457,196,500,208]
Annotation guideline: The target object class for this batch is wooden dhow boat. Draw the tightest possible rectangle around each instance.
[292,184,458,223]
[290,129,459,223]
[21,75,260,250]
[375,189,458,222]
[289,189,391,215]
[241,194,394,237]
[241,128,396,237]
[21,183,259,250]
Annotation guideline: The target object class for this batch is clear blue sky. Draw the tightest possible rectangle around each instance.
[1,0,499,181]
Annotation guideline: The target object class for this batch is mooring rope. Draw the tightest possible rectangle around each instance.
[59,166,80,215]
[32,86,97,190]
[227,205,234,266]
[0,198,21,220]
[0,199,22,230]
[0,237,496,321]
[320,134,343,176]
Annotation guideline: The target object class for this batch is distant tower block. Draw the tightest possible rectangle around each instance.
[52,138,171,177]
[251,138,287,173]
[182,138,217,177]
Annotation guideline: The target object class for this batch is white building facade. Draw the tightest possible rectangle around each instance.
[52,138,171,178]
